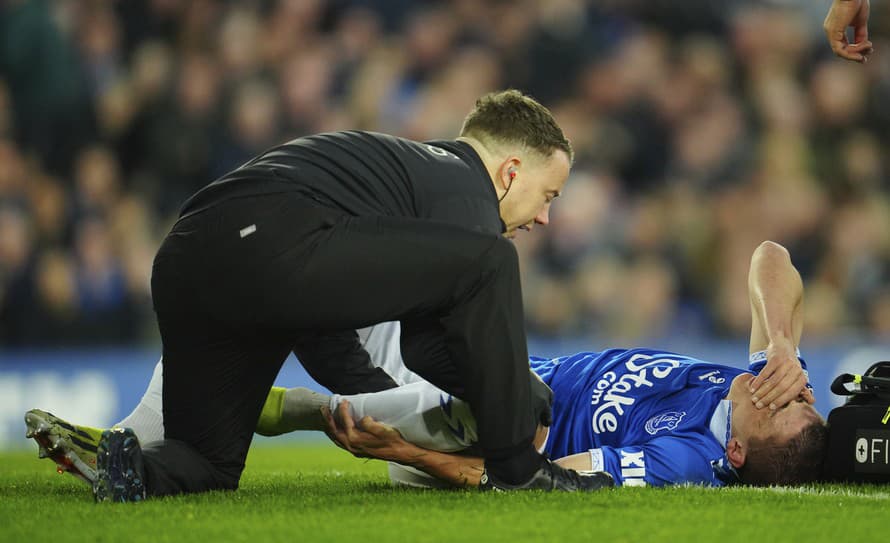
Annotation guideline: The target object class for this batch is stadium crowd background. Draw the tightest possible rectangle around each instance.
[2,0,890,348]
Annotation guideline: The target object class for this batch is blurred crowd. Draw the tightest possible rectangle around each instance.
[2,0,890,347]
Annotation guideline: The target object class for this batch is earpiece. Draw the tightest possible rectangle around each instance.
[500,166,518,204]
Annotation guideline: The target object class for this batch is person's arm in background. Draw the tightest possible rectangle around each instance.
[824,0,874,63]
[746,241,815,410]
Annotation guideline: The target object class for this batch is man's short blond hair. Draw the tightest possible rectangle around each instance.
[460,90,573,162]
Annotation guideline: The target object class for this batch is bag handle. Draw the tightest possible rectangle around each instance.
[831,372,890,396]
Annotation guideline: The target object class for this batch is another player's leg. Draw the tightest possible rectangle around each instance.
[281,373,566,489]
[280,381,477,452]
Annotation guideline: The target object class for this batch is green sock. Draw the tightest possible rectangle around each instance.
[255,387,288,436]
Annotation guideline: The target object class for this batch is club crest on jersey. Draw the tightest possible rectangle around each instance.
[644,411,687,435]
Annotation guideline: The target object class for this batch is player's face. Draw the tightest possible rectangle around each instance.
[730,373,821,444]
[501,150,570,238]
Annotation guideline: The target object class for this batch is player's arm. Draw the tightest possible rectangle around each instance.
[323,400,484,487]
[553,438,726,487]
[552,453,591,472]
[746,241,814,409]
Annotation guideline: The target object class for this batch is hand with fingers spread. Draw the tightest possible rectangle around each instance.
[322,400,410,461]
[824,0,874,63]
[748,335,814,411]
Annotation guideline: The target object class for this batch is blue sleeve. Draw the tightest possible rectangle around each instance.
[747,349,812,390]
[587,436,725,487]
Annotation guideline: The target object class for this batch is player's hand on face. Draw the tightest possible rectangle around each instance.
[748,335,814,411]
[322,400,407,461]
[800,387,816,405]
[824,0,874,63]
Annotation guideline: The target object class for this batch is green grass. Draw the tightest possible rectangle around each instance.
[1,443,887,543]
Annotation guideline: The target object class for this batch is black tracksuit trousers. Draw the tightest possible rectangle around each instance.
[143,193,542,495]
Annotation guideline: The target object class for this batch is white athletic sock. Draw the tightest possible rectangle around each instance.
[331,381,477,452]
[279,387,330,432]
[115,358,165,443]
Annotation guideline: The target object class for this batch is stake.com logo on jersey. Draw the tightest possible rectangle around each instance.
[589,354,682,434]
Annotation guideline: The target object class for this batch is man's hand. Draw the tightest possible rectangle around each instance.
[322,400,410,462]
[748,335,815,410]
[824,0,874,63]
[324,400,486,487]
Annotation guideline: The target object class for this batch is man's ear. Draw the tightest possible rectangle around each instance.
[727,437,746,469]
[498,157,521,190]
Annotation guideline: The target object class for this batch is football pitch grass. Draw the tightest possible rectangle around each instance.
[1,442,888,543]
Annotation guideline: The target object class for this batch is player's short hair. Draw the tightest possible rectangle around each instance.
[460,90,573,163]
[737,416,829,486]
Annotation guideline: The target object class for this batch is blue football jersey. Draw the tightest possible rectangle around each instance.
[530,348,802,487]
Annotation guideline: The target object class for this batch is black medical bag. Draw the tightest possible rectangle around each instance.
[823,361,890,483]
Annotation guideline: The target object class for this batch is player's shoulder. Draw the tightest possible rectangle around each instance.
[593,347,695,368]
[660,432,735,486]
[274,129,398,149]
[294,129,400,148]
[322,131,470,164]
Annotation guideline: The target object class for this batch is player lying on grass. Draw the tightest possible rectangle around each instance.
[312,243,825,487]
[27,241,825,488]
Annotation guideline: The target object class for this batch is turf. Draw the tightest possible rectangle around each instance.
[0,443,887,543]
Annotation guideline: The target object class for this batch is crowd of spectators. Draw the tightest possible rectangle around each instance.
[2,0,890,347]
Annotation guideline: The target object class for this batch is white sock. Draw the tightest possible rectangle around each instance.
[331,381,477,452]
[279,387,330,432]
[115,358,165,443]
